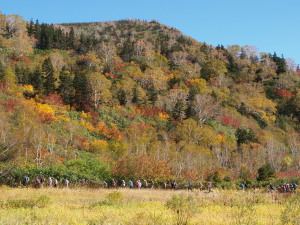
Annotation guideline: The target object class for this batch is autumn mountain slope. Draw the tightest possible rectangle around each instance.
[0,13,300,185]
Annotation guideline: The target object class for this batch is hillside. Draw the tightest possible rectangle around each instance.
[0,12,300,185]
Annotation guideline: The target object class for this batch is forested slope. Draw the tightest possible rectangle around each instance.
[0,12,300,184]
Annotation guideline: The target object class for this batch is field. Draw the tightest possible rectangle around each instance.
[0,187,299,225]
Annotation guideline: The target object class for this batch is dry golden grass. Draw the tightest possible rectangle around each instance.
[0,187,298,225]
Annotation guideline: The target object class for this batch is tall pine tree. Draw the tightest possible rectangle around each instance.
[42,57,55,95]
[58,66,74,105]
[31,67,43,92]
[73,71,89,111]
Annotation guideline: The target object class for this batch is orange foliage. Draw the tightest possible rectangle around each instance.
[178,168,199,181]
[112,155,173,181]
[276,89,295,98]
[136,105,169,118]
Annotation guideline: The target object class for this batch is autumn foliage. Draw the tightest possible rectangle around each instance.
[0,13,299,183]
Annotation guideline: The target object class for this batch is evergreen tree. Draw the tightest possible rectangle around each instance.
[132,85,142,106]
[73,72,89,110]
[58,66,74,105]
[172,100,185,120]
[0,62,4,81]
[34,20,41,45]
[257,163,275,181]
[117,89,127,105]
[148,86,158,105]
[185,104,196,119]
[272,52,287,74]
[42,57,56,95]
[27,19,35,36]
[235,127,257,146]
[68,27,75,49]
[15,66,30,85]
[239,47,247,59]
[119,37,134,62]
[31,67,43,92]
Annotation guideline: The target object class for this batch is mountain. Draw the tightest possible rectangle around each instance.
[0,12,300,185]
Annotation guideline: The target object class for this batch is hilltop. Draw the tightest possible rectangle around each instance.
[0,12,300,185]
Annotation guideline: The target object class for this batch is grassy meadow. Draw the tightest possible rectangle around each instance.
[0,187,299,225]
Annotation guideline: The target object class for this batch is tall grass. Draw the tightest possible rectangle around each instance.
[0,187,297,224]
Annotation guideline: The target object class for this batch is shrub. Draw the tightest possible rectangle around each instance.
[166,194,199,225]
[106,191,124,205]
[257,163,275,181]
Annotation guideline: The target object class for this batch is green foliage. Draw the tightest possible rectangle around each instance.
[201,59,227,80]
[257,163,276,181]
[235,127,257,145]
[65,157,111,182]
[7,157,111,186]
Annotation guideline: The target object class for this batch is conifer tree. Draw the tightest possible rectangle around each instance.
[73,72,89,110]
[117,89,127,105]
[27,19,35,36]
[68,27,75,49]
[58,66,74,105]
[172,100,185,120]
[31,67,43,92]
[132,85,142,106]
[148,86,158,104]
[15,66,30,85]
[0,62,4,81]
[34,20,41,44]
[42,57,55,95]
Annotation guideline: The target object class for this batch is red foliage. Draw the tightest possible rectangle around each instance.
[113,61,125,71]
[276,168,300,178]
[43,94,64,106]
[275,89,295,98]
[104,72,119,79]
[137,105,167,117]
[40,113,55,124]
[220,115,241,128]
[4,98,19,111]
[19,56,31,64]
[41,149,50,157]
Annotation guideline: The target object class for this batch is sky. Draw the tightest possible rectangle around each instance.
[1,0,299,65]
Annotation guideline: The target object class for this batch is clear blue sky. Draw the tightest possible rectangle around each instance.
[2,0,299,64]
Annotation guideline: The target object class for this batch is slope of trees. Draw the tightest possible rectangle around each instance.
[0,12,299,183]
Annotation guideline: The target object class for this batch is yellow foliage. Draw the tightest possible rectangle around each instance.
[217,134,226,144]
[35,103,55,115]
[284,156,292,167]
[35,102,55,123]
[81,121,96,132]
[21,85,34,92]
[80,111,91,121]
[189,78,207,93]
[90,139,109,153]
[56,115,70,122]
[158,112,170,120]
